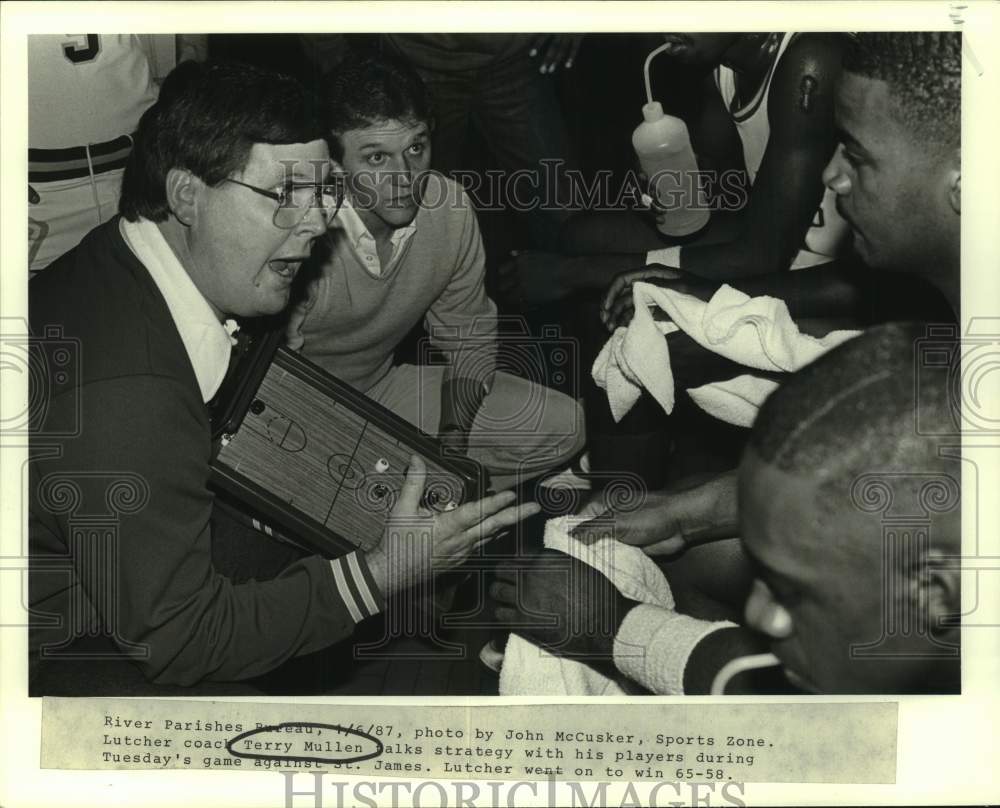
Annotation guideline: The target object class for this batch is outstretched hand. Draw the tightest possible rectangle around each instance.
[491,549,639,670]
[365,455,540,595]
[570,470,740,556]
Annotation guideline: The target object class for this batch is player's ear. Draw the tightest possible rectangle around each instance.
[921,546,961,641]
[946,148,960,215]
[165,167,202,227]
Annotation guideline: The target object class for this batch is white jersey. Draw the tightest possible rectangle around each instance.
[28,34,173,149]
[715,33,850,269]
[27,34,177,272]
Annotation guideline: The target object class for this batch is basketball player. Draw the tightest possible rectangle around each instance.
[27,34,205,273]
[493,323,961,695]
[587,30,963,553]
[497,34,963,695]
[500,32,851,304]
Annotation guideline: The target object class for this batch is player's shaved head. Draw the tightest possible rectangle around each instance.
[748,321,959,526]
[739,322,961,693]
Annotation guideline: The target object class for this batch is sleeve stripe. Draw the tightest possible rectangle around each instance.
[346,552,380,615]
[329,558,364,623]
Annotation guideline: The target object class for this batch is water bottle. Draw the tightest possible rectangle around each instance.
[632,101,710,237]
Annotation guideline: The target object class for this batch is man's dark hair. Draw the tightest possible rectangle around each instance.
[119,60,326,222]
[749,322,960,525]
[321,53,431,161]
[844,32,961,156]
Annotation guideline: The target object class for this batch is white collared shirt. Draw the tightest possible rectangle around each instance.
[120,217,237,402]
[335,197,417,277]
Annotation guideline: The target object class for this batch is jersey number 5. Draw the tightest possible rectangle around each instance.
[62,35,101,64]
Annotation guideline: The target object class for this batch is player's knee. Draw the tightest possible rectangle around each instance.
[541,389,586,461]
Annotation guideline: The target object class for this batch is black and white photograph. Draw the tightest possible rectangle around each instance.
[2,3,998,807]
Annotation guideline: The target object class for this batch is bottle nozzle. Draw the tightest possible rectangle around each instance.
[642,102,665,123]
[643,41,672,105]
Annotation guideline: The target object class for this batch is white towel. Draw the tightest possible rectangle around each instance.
[591,283,860,427]
[498,516,674,696]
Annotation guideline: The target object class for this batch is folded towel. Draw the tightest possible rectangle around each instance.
[591,283,860,427]
[687,374,780,429]
[498,516,675,696]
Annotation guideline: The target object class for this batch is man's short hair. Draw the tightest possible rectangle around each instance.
[321,53,431,162]
[844,32,961,157]
[119,60,326,222]
[749,322,960,524]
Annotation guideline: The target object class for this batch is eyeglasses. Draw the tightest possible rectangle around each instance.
[221,177,345,229]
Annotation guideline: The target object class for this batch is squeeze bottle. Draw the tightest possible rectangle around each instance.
[633,101,710,237]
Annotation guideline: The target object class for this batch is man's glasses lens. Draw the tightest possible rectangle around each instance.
[273,182,344,228]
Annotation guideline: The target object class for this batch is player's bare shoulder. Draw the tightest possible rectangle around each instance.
[769,33,847,132]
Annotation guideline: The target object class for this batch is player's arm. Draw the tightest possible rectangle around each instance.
[491,550,776,694]
[689,69,747,182]
[600,257,872,334]
[678,33,846,279]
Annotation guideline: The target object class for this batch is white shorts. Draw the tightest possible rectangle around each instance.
[29,168,124,274]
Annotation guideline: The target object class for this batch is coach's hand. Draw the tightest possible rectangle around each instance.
[364,455,540,595]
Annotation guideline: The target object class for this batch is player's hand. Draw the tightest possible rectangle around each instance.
[600,265,717,331]
[528,34,584,73]
[491,549,639,670]
[570,470,739,556]
[600,264,683,331]
[365,455,540,596]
